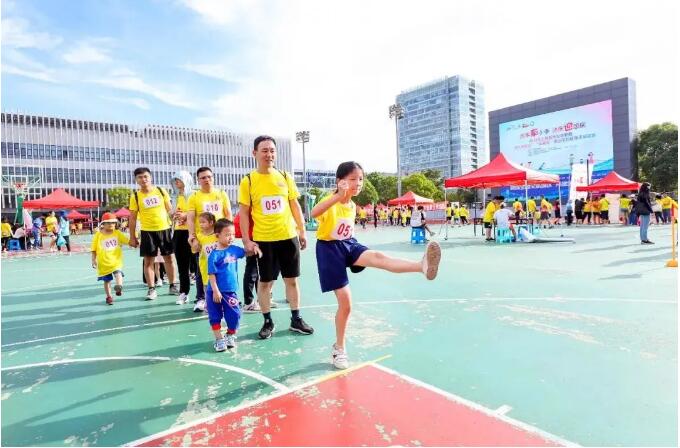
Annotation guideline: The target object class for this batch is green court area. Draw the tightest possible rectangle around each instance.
[1,223,677,446]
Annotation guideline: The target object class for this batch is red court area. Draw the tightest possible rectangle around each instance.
[136,364,567,447]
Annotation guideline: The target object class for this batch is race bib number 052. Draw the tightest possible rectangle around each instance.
[261,196,284,215]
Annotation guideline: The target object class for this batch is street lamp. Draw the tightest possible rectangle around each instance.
[389,103,405,197]
[295,130,310,222]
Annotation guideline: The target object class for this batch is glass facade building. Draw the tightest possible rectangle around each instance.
[1,112,291,212]
[396,75,487,179]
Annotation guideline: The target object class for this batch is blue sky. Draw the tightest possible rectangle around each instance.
[2,0,678,172]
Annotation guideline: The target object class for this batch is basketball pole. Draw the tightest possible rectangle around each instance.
[666,206,677,268]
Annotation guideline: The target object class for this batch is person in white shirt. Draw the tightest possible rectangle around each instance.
[493,203,516,239]
[410,205,435,237]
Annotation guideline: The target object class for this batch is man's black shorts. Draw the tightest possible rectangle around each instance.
[483,221,493,229]
[140,229,173,257]
[255,237,300,282]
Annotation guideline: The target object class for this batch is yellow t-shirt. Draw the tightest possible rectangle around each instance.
[316,195,356,241]
[45,216,58,232]
[446,207,452,218]
[129,187,171,232]
[620,198,631,210]
[187,189,232,231]
[392,210,398,219]
[591,200,601,212]
[174,195,190,231]
[238,170,299,242]
[91,229,129,277]
[527,200,537,213]
[1,223,12,237]
[661,197,673,209]
[541,199,552,212]
[584,202,592,212]
[359,208,367,219]
[195,231,218,284]
[600,198,609,211]
[513,201,522,211]
[454,207,461,218]
[483,202,497,222]
[460,207,469,217]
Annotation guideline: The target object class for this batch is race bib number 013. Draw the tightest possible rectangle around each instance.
[261,196,284,215]
[332,218,354,240]
[203,201,221,215]
[143,195,161,208]
[103,238,118,251]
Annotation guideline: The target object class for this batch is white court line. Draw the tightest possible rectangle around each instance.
[495,404,513,415]
[0,355,289,392]
[3,275,93,293]
[2,296,675,348]
[123,354,391,447]
[371,363,578,447]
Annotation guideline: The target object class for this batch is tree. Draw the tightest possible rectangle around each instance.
[637,122,678,193]
[366,172,397,204]
[421,169,444,190]
[401,173,443,201]
[355,178,379,206]
[447,188,477,205]
[106,187,132,209]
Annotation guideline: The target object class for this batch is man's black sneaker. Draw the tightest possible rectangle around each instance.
[258,320,275,339]
[290,317,314,335]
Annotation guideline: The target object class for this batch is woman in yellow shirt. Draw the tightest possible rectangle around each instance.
[312,161,441,370]
[1,217,12,251]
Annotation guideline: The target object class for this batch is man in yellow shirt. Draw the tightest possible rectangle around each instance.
[445,203,453,227]
[619,194,631,225]
[599,194,610,224]
[1,217,12,251]
[527,196,537,222]
[661,193,676,224]
[459,205,469,225]
[483,196,503,241]
[512,198,523,222]
[186,166,232,309]
[358,206,368,229]
[128,167,177,300]
[239,135,312,339]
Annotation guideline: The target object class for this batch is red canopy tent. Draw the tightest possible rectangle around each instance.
[388,191,434,206]
[115,207,131,218]
[66,209,89,220]
[443,153,561,237]
[576,171,640,192]
[444,153,559,188]
[23,188,99,210]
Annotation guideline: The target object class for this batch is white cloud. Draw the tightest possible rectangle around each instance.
[63,40,113,64]
[1,17,62,49]
[179,0,255,25]
[1,48,60,83]
[100,95,151,110]
[93,72,198,109]
[180,63,244,83]
[185,0,678,173]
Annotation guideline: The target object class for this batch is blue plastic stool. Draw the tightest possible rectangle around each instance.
[8,239,21,251]
[410,227,426,244]
[495,228,513,244]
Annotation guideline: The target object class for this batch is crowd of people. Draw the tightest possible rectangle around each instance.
[1,211,73,253]
[88,135,442,369]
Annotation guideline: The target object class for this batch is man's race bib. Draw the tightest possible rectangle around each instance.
[142,195,161,209]
[261,195,284,215]
[203,242,218,257]
[332,218,354,240]
[203,201,222,215]
[102,238,119,251]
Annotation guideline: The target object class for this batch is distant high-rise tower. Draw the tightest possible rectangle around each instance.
[396,75,486,179]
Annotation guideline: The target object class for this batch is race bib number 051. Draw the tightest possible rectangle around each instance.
[143,195,161,208]
[332,218,354,240]
[261,196,284,215]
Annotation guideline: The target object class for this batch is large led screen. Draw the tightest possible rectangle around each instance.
[499,100,613,198]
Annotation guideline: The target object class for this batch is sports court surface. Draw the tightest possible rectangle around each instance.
[1,224,677,446]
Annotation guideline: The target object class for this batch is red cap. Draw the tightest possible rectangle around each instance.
[100,212,118,224]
